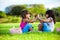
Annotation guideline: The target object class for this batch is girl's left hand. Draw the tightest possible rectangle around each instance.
[36,14,40,19]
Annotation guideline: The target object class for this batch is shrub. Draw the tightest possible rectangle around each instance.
[56,17,60,22]
[0,11,6,18]
[7,16,21,23]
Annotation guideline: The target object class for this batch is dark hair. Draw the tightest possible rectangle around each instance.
[46,10,56,24]
[35,14,38,17]
[20,10,30,18]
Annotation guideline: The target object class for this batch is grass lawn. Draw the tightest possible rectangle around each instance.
[0,22,60,40]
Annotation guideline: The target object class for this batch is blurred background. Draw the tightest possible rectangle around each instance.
[0,0,60,23]
[0,0,60,40]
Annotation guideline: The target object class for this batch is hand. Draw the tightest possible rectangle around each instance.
[32,17,37,22]
[35,14,40,19]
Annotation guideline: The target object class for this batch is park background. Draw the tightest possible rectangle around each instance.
[0,0,60,40]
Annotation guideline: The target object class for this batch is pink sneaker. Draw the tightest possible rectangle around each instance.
[10,27,22,34]
[56,28,60,32]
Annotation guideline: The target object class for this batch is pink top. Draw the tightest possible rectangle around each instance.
[20,21,27,30]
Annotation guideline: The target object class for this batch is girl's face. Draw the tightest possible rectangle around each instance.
[26,14,30,19]
[46,14,49,18]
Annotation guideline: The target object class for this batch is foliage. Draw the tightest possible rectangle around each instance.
[0,11,6,18]
[52,7,60,16]
[56,17,60,22]
[28,4,46,15]
[5,4,46,15]
[0,16,21,23]
[10,5,26,16]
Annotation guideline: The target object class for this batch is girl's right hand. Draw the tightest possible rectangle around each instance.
[35,14,40,19]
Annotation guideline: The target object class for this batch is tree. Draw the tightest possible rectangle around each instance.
[10,5,26,16]
[5,5,14,13]
[27,4,46,15]
[52,7,60,16]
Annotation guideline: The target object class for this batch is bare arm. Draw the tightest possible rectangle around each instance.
[36,15,52,23]
[24,18,36,23]
[38,18,52,23]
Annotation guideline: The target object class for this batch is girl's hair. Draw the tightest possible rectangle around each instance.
[20,10,30,18]
[46,10,56,24]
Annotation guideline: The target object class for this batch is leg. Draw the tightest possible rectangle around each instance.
[22,23,33,33]
[42,23,51,32]
[38,21,43,31]
[38,23,43,31]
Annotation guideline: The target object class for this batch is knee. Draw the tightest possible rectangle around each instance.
[38,24,42,26]
[38,24,42,28]
[43,23,48,26]
[27,23,32,26]
[43,23,47,24]
[26,23,32,28]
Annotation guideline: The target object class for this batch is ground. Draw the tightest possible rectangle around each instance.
[0,22,60,40]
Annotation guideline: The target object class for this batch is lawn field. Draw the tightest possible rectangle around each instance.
[0,22,60,40]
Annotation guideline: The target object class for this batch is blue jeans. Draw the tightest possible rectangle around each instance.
[22,23,33,33]
[42,23,51,32]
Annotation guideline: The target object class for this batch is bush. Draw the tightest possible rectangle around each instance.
[7,16,21,23]
[0,16,21,23]
[56,17,60,22]
[11,17,21,23]
[0,11,6,18]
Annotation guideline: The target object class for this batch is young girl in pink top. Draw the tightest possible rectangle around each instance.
[10,10,36,34]
[20,10,36,33]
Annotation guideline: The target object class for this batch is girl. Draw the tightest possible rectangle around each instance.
[10,10,36,34]
[20,10,36,33]
[36,10,56,32]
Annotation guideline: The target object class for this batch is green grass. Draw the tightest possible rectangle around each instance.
[0,22,60,40]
